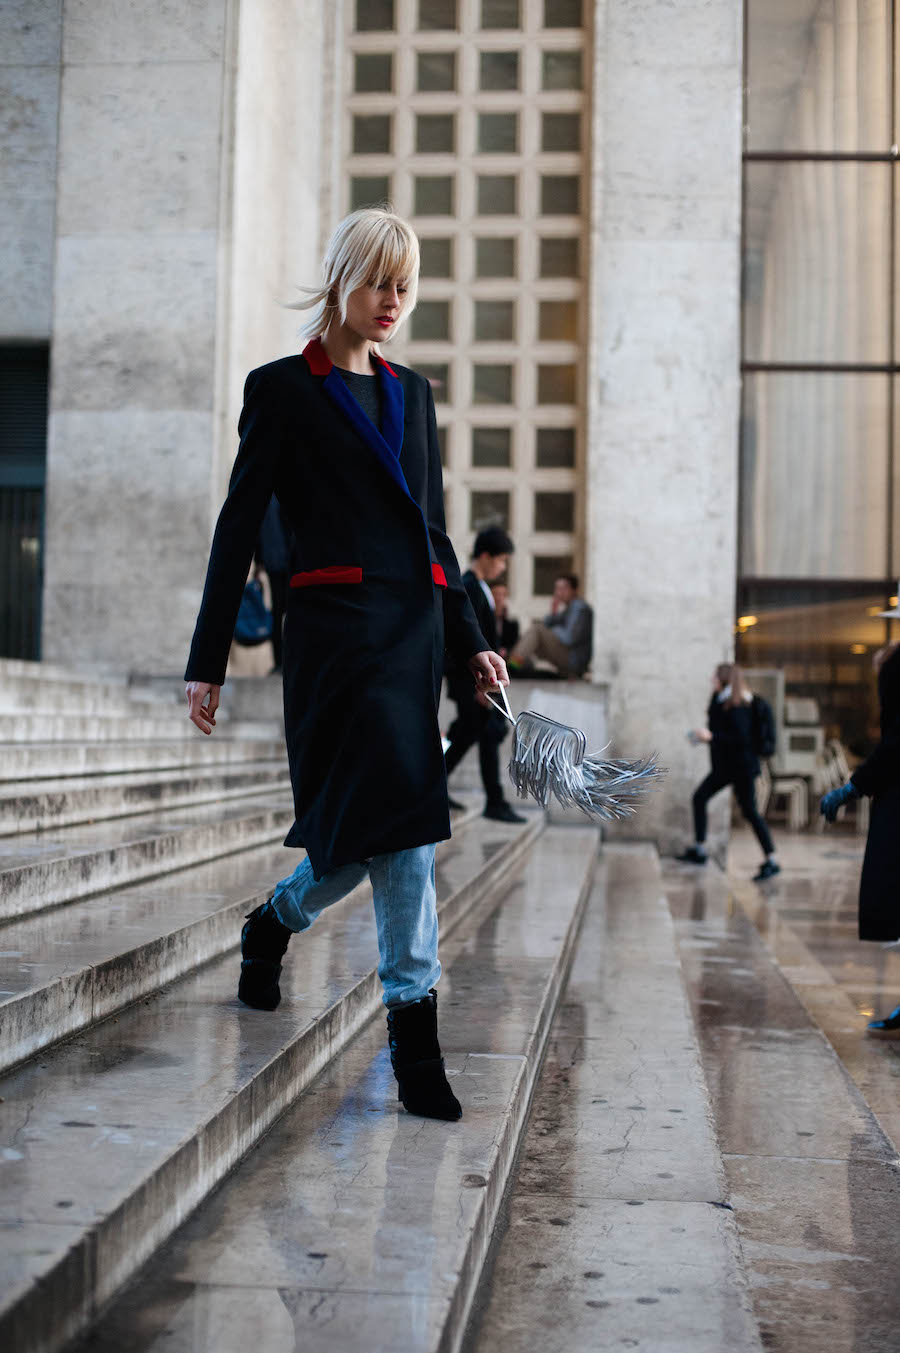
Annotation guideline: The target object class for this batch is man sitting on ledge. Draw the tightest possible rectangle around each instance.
[509,573,593,679]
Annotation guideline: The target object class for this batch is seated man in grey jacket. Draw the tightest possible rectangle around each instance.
[510,573,593,678]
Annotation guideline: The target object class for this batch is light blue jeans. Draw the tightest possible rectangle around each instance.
[268,843,440,1008]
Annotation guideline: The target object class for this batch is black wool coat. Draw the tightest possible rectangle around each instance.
[185,338,488,879]
[851,645,900,941]
[445,570,498,701]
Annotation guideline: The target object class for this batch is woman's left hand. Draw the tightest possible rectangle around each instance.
[468,650,509,694]
[694,728,712,744]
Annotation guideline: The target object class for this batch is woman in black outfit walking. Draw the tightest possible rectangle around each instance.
[678,662,779,881]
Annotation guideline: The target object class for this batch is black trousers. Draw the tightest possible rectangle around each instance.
[444,687,507,805]
[692,770,774,855]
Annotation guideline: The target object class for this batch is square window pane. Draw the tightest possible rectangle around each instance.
[482,0,520,25]
[744,162,890,363]
[471,490,510,531]
[355,53,393,92]
[475,300,514,341]
[541,175,580,214]
[480,51,519,90]
[534,554,574,594]
[419,0,457,29]
[542,50,582,90]
[539,300,577,341]
[543,0,581,26]
[356,0,394,29]
[478,174,517,214]
[542,112,580,151]
[538,363,576,403]
[740,373,888,577]
[415,175,455,214]
[353,114,391,154]
[474,363,513,403]
[478,112,518,153]
[420,237,453,277]
[476,236,516,276]
[746,1,890,152]
[535,491,574,532]
[539,236,579,276]
[436,425,447,465]
[351,175,391,210]
[536,426,575,467]
[416,113,455,153]
[419,362,451,402]
[417,50,456,91]
[412,300,450,340]
[473,427,511,466]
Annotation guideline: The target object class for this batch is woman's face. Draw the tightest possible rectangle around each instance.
[343,276,409,344]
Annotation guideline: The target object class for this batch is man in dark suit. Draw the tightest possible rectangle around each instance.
[444,527,525,823]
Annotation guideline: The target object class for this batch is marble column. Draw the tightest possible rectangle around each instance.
[585,0,743,852]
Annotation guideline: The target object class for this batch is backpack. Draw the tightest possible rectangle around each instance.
[234,579,273,647]
[750,694,776,759]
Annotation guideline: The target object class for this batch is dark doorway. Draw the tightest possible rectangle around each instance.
[0,346,49,660]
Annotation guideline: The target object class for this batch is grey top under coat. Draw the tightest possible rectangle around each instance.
[335,366,382,431]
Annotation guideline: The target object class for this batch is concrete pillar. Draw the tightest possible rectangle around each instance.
[586,0,743,852]
[41,0,330,674]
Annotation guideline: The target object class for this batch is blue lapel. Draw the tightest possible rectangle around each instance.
[304,339,410,500]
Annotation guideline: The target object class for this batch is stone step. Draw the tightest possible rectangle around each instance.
[0,737,287,782]
[0,659,128,686]
[0,793,297,921]
[0,760,291,836]
[0,675,179,719]
[0,809,558,1353]
[0,712,204,744]
[0,803,478,1074]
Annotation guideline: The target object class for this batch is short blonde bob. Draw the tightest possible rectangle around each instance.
[290,206,420,342]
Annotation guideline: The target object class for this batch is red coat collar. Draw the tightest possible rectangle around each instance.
[302,336,398,379]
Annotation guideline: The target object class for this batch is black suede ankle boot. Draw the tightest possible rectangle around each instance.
[386,989,462,1121]
[238,897,293,1010]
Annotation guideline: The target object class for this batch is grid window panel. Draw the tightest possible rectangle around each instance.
[419,237,453,277]
[536,426,575,467]
[355,52,393,92]
[356,0,394,30]
[472,426,512,466]
[539,300,578,341]
[418,362,451,401]
[414,174,455,214]
[543,0,581,27]
[416,113,455,153]
[535,491,575,532]
[542,50,582,90]
[541,174,580,214]
[533,554,574,594]
[471,489,511,531]
[474,299,515,341]
[419,0,457,30]
[481,0,520,25]
[542,112,580,152]
[351,175,391,210]
[474,363,514,403]
[478,112,518,153]
[412,299,451,340]
[538,364,577,403]
[540,236,579,276]
[353,114,392,154]
[417,50,457,91]
[480,50,519,90]
[477,174,517,214]
[475,236,516,276]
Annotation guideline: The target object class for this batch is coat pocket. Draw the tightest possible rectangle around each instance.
[290,566,363,588]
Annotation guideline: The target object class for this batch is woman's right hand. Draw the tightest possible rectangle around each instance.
[186,681,221,735]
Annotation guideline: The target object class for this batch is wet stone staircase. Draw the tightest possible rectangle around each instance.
[0,660,601,1353]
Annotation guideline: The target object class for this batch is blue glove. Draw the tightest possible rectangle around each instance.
[819,781,859,823]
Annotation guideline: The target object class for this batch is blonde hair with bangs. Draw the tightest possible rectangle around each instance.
[290,206,420,342]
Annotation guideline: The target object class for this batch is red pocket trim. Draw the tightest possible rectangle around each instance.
[432,563,447,588]
[290,566,363,588]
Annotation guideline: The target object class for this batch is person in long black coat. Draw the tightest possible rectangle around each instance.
[821,636,900,1035]
[184,208,508,1119]
[677,662,779,881]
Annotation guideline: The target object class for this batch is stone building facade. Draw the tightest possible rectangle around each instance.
[0,0,744,850]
